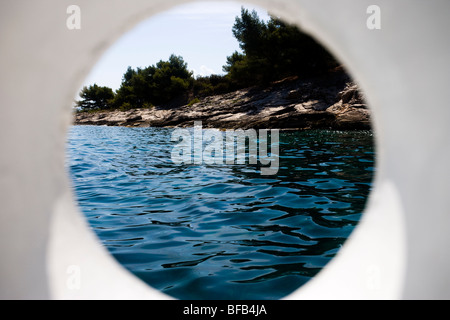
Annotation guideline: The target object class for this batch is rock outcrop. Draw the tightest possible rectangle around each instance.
[74,70,371,130]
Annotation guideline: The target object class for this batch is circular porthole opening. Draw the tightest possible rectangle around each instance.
[67,1,375,300]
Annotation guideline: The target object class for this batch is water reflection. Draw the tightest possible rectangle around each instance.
[68,126,374,300]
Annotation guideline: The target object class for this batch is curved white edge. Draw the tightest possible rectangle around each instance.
[48,188,170,300]
[285,179,406,300]
[47,0,407,300]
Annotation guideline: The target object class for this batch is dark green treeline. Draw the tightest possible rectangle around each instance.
[77,8,339,111]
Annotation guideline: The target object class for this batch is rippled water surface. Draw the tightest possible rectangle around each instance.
[67,125,375,299]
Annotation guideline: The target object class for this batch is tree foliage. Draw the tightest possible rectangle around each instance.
[224,8,339,87]
[114,54,193,109]
[77,8,339,112]
[76,84,114,111]
[193,74,234,97]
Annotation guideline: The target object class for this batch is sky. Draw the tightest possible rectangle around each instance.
[81,1,271,92]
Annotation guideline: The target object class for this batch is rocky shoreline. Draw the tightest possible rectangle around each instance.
[74,71,371,130]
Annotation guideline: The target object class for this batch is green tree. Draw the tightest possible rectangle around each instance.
[114,66,157,108]
[222,51,245,73]
[265,17,338,77]
[193,74,233,97]
[77,84,114,111]
[113,54,193,109]
[123,66,137,85]
[232,8,267,57]
[224,8,339,87]
[151,54,193,105]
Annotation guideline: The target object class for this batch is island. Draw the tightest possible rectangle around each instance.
[74,8,371,131]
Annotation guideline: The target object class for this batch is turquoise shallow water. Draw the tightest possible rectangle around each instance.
[67,125,375,299]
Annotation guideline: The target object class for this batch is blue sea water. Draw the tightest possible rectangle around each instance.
[67,125,375,300]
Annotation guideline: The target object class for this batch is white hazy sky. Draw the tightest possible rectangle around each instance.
[81,1,271,92]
